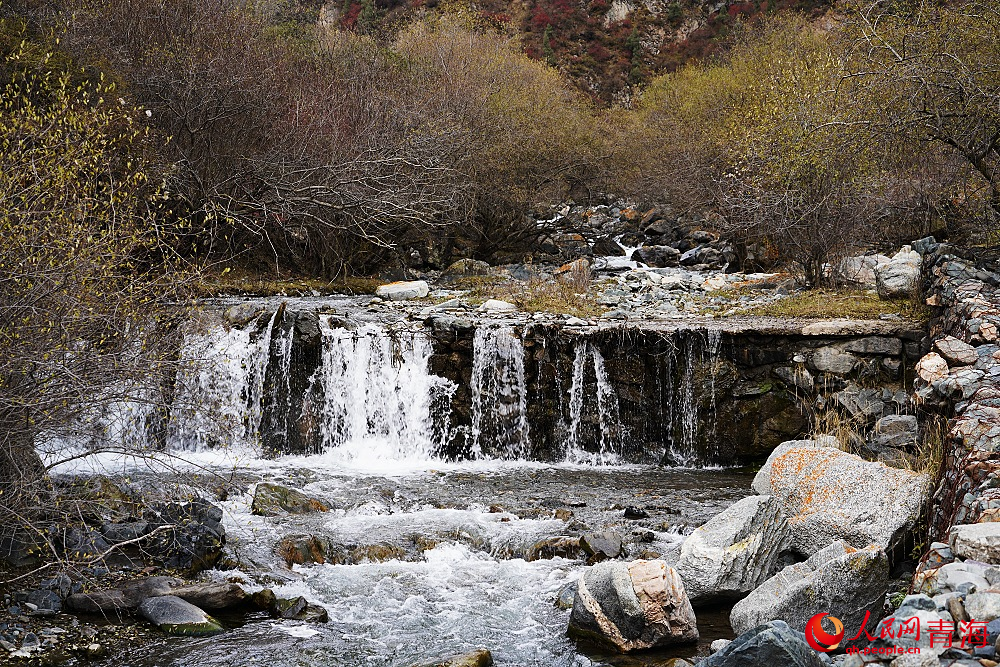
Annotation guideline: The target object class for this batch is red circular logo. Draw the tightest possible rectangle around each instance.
[805,613,844,652]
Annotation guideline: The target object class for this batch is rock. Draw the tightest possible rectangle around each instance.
[710,639,731,654]
[276,534,329,566]
[525,537,582,562]
[631,246,681,268]
[873,594,954,656]
[477,299,517,313]
[223,303,263,326]
[411,649,494,667]
[555,582,577,610]
[25,589,61,614]
[375,281,429,301]
[137,595,224,637]
[696,620,823,667]
[934,335,978,366]
[916,352,949,383]
[144,498,226,574]
[168,583,249,610]
[440,259,491,280]
[752,446,930,555]
[729,541,888,637]
[580,532,623,561]
[274,596,329,622]
[66,576,181,614]
[837,254,891,288]
[568,560,699,652]
[751,439,838,492]
[843,336,903,356]
[675,495,790,604]
[809,347,857,375]
[876,246,922,299]
[251,483,329,516]
[950,523,1000,564]
[965,592,1000,623]
[623,507,649,519]
[873,415,919,449]
[555,258,592,279]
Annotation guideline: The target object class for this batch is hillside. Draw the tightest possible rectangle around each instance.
[281,0,835,103]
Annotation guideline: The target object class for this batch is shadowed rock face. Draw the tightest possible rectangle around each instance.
[568,560,698,652]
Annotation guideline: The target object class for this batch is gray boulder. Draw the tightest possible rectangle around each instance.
[675,496,790,604]
[375,281,429,301]
[137,595,224,637]
[568,560,698,652]
[580,532,624,561]
[439,259,492,280]
[950,522,1000,564]
[872,415,919,449]
[410,649,493,667]
[66,576,181,614]
[875,246,921,299]
[168,583,249,610]
[696,620,823,667]
[730,541,888,637]
[837,254,891,288]
[752,445,930,555]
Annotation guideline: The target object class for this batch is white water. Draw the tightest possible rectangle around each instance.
[316,321,456,464]
[564,341,625,465]
[469,324,531,459]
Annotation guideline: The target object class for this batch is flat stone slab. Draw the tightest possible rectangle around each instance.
[137,595,224,637]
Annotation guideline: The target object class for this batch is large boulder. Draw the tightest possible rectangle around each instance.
[675,495,790,604]
[836,254,891,288]
[730,541,888,637]
[568,560,698,652]
[875,246,921,299]
[631,245,681,268]
[376,281,429,301]
[251,483,329,516]
[950,522,1000,564]
[137,595,224,637]
[696,620,823,667]
[752,445,930,555]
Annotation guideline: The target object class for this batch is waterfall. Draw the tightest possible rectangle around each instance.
[168,312,275,451]
[469,324,530,459]
[316,321,456,462]
[564,340,626,465]
[664,328,724,466]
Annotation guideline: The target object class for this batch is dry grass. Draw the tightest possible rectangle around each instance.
[468,277,601,318]
[195,270,380,297]
[744,289,931,321]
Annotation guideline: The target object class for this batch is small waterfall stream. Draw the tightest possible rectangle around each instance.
[469,324,531,459]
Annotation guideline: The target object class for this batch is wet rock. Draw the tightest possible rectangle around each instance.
[843,336,903,356]
[411,648,494,667]
[144,498,226,574]
[676,495,790,605]
[580,532,624,562]
[375,281,429,301]
[223,303,263,326]
[809,347,857,375]
[274,596,329,622]
[876,246,922,299]
[251,483,329,516]
[168,583,249,610]
[137,595,224,637]
[525,537,582,562]
[555,582,577,610]
[950,523,1000,564]
[25,589,61,614]
[568,560,699,652]
[696,620,822,667]
[934,335,979,366]
[730,541,888,637]
[276,534,330,566]
[752,445,930,555]
[623,507,648,519]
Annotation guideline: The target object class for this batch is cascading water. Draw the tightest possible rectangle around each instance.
[168,311,276,451]
[316,321,455,462]
[564,340,626,465]
[469,324,530,459]
[664,328,724,466]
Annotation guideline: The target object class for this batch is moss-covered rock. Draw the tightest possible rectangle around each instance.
[251,482,329,516]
